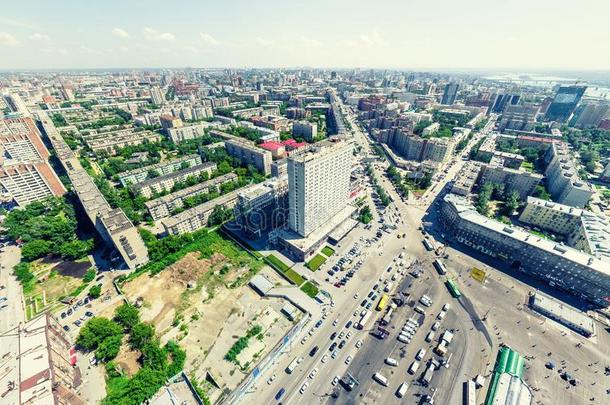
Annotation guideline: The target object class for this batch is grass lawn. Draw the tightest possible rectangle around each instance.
[306,254,326,271]
[321,246,335,257]
[300,281,319,298]
[284,269,306,286]
[264,255,305,286]
[520,161,534,172]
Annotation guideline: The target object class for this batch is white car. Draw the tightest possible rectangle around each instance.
[309,368,319,379]
[300,382,309,394]
[321,354,329,363]
[301,336,308,344]
[353,309,359,316]
[355,339,363,349]
[333,318,339,326]
[345,355,353,365]
[346,331,353,339]
[443,303,450,311]
[267,374,276,384]
[297,357,304,364]
[332,376,340,386]
[331,350,339,359]
[431,321,440,331]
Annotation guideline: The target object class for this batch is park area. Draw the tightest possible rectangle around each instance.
[119,231,298,402]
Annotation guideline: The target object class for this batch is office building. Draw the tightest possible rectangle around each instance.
[571,101,610,128]
[0,313,85,405]
[118,155,202,187]
[288,139,353,237]
[150,86,166,106]
[441,83,459,105]
[545,85,587,122]
[490,93,521,114]
[292,120,318,141]
[498,104,539,132]
[131,162,217,199]
[224,137,272,175]
[441,193,610,306]
[544,142,593,208]
[478,163,543,200]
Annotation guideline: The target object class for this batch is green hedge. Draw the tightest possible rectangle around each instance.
[306,254,326,271]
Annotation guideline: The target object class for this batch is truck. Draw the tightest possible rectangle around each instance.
[408,361,420,374]
[286,357,299,374]
[385,357,398,367]
[434,341,448,356]
[421,364,434,386]
[356,310,372,330]
[397,334,410,344]
[441,330,454,345]
[433,259,447,275]
[423,239,434,251]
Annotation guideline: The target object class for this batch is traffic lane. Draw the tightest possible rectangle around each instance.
[0,245,24,331]
[256,230,406,404]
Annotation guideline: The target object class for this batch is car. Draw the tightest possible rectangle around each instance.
[333,318,339,326]
[437,311,446,320]
[275,388,286,401]
[0,297,7,303]
[74,320,82,327]
[414,306,426,315]
[545,362,556,370]
[299,382,309,394]
[366,302,372,310]
[338,340,346,349]
[330,332,337,340]
[355,339,363,348]
[431,321,440,331]
[353,309,360,316]
[373,283,379,291]
[267,374,276,384]
[83,297,90,305]
[309,346,319,357]
[331,350,339,359]
[66,308,73,316]
[346,331,352,339]
[63,325,70,331]
[367,291,374,298]
[345,321,353,329]
[329,342,337,351]
[345,355,353,365]
[301,336,309,344]
[338,331,345,339]
[332,376,339,386]
[315,320,323,328]
[442,302,450,311]
[371,294,378,301]
[321,354,329,363]
[353,293,359,299]
[297,356,304,364]
[60,312,67,319]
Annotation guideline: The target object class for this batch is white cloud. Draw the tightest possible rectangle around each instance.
[255,37,273,47]
[200,32,219,46]
[359,29,387,47]
[29,33,50,42]
[143,27,175,41]
[0,32,19,47]
[41,47,68,55]
[112,27,129,38]
[299,35,322,47]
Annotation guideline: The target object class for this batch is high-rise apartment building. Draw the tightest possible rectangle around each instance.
[571,101,610,128]
[545,85,587,122]
[441,83,459,105]
[288,139,353,237]
[150,86,166,106]
[491,93,521,114]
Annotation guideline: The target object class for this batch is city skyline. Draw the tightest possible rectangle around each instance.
[1,0,610,70]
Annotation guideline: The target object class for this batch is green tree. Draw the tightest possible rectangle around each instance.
[83,268,97,283]
[140,341,167,370]
[21,239,52,261]
[129,322,155,350]
[59,239,94,260]
[208,205,233,226]
[114,303,140,331]
[76,317,122,350]
[88,284,102,298]
[505,191,520,215]
[95,334,122,362]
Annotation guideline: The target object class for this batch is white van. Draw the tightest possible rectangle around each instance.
[437,311,446,320]
[397,334,410,344]
[414,306,426,315]
[396,382,409,398]
[416,348,427,361]
[373,372,389,386]
[384,282,393,293]
[425,331,436,343]
[408,361,420,374]
[385,357,398,367]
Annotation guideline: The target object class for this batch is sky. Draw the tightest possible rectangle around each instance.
[1,0,609,71]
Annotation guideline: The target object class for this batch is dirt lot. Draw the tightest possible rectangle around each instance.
[121,254,297,400]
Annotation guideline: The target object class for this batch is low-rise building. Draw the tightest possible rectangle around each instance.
[145,173,237,220]
[233,177,289,238]
[167,122,212,142]
[82,129,162,155]
[132,162,217,199]
[118,155,202,187]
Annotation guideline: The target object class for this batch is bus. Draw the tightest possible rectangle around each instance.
[445,278,462,298]
[422,239,434,251]
[373,372,388,386]
[421,364,434,386]
[357,310,372,330]
[464,380,476,405]
[376,294,390,311]
[433,259,448,275]
[285,357,299,374]
[396,382,409,398]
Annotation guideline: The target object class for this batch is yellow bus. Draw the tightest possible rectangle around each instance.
[376,294,390,311]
